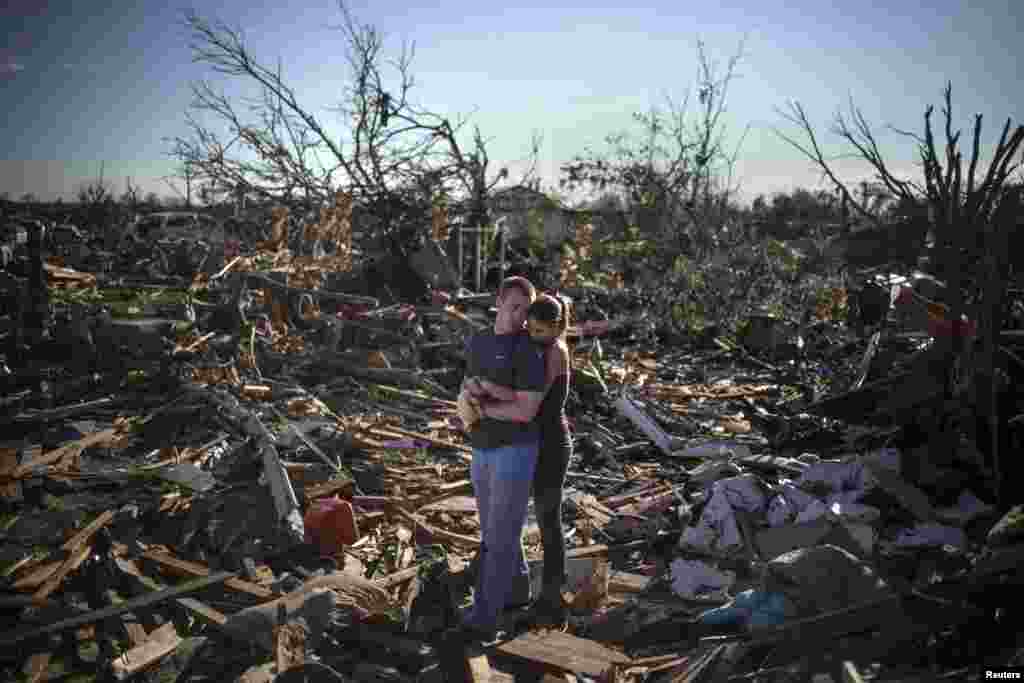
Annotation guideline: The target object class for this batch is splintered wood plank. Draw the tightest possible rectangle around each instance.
[110,622,182,680]
[493,631,630,678]
[142,550,273,600]
[274,622,306,674]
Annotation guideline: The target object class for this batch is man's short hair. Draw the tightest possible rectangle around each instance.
[499,276,536,303]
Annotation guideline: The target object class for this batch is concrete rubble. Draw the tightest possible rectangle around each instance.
[1,203,1023,683]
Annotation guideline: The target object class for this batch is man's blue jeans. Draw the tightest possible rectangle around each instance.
[465,440,539,633]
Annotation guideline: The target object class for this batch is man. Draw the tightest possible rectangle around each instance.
[456,276,546,642]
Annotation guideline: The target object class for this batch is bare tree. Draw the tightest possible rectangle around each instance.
[776,82,1024,505]
[166,2,540,245]
[73,162,118,229]
[75,162,114,206]
[560,39,749,262]
[776,84,1022,298]
[121,176,142,213]
[161,160,198,209]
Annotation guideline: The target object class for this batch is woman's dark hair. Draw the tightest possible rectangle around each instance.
[499,275,536,303]
[528,293,571,337]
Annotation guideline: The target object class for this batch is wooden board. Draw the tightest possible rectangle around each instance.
[123,620,149,646]
[143,550,273,600]
[493,630,629,678]
[565,544,610,560]
[111,622,182,680]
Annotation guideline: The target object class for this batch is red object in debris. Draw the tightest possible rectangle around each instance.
[304,497,359,555]
[336,303,372,320]
[224,239,241,260]
[927,316,977,339]
[895,286,915,306]
[431,290,452,306]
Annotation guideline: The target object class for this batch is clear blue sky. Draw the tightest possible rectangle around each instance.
[2,0,1021,207]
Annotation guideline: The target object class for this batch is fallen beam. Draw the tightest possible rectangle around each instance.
[0,571,234,648]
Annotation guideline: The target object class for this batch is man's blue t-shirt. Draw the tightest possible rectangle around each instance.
[464,329,546,450]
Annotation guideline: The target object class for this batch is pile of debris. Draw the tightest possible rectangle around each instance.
[2,210,1023,683]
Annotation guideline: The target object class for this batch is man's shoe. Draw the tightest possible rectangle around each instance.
[534,597,569,629]
[444,623,502,647]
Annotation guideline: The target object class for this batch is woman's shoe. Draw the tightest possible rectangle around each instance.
[444,622,502,647]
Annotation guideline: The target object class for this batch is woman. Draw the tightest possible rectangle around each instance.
[523,293,573,627]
